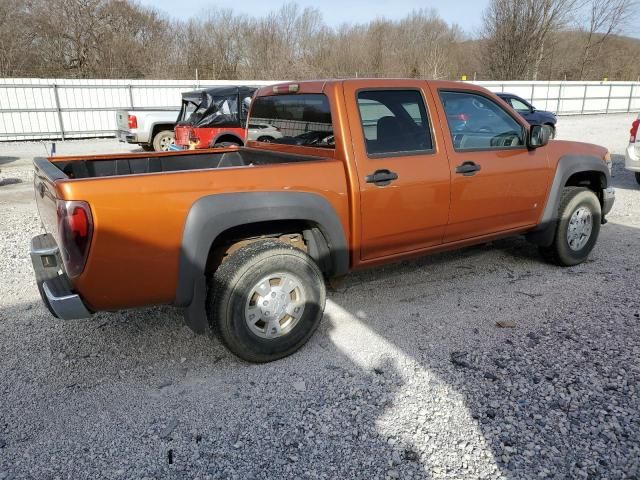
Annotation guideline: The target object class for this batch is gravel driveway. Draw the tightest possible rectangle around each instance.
[1,115,639,480]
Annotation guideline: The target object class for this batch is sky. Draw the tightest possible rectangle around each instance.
[137,0,490,34]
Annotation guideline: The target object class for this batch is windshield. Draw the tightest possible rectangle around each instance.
[249,93,334,148]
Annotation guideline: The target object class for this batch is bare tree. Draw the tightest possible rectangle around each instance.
[577,0,637,79]
[482,0,579,80]
[0,0,35,76]
[2,0,638,81]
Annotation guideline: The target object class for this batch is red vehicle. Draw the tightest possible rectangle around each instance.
[174,86,257,149]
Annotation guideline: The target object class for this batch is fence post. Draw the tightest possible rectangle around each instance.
[605,83,613,114]
[52,83,65,141]
[581,84,587,114]
[557,83,563,114]
[128,84,134,108]
[627,84,634,113]
[530,84,535,103]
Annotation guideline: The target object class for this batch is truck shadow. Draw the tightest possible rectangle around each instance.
[610,153,639,191]
[0,155,19,165]
[2,221,640,478]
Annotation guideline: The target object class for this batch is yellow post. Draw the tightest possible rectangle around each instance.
[461,75,467,81]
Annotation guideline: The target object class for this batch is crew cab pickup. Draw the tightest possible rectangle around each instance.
[31,79,615,362]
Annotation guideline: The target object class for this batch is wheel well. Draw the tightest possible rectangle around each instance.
[205,220,330,276]
[150,124,175,144]
[565,171,605,191]
[215,134,244,146]
[565,170,606,206]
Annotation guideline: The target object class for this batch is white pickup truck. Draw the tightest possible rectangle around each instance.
[116,109,179,151]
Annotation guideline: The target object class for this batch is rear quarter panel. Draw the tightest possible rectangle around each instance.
[54,158,349,311]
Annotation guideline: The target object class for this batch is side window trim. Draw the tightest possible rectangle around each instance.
[438,88,527,153]
[355,87,436,159]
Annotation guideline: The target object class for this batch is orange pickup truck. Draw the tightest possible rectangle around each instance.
[31,79,615,362]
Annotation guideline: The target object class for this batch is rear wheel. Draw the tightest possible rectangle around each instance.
[208,240,326,363]
[257,136,275,143]
[213,140,242,148]
[635,172,640,185]
[152,130,175,152]
[538,187,601,266]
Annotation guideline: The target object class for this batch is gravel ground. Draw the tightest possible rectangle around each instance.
[1,115,639,480]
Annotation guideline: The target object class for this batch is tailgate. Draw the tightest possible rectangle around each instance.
[116,110,131,131]
[33,157,65,242]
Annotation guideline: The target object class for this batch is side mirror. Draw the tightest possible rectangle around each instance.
[528,124,550,148]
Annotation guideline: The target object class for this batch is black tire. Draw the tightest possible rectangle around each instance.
[152,130,175,152]
[208,240,326,363]
[141,144,154,152]
[539,187,601,266]
[635,172,640,185]
[257,136,274,143]
[213,140,242,148]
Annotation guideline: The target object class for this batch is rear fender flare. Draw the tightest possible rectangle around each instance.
[176,192,349,332]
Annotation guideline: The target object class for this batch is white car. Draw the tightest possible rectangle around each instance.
[247,123,284,143]
[626,114,640,185]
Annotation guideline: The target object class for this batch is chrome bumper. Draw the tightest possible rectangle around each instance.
[116,130,137,144]
[30,234,92,320]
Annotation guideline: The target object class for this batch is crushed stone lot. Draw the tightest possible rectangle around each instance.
[1,114,639,479]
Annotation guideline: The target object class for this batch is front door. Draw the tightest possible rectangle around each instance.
[432,87,551,243]
[343,80,451,261]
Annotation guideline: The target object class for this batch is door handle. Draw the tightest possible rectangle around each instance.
[365,169,398,186]
[455,161,481,176]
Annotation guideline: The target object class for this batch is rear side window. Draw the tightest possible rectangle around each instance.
[249,94,334,148]
[509,97,531,112]
[357,90,433,156]
[440,91,524,151]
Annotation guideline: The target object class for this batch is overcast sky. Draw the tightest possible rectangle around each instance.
[137,0,490,34]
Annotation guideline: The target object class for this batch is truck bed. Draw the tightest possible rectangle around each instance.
[47,148,325,179]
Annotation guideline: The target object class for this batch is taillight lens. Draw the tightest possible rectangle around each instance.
[630,119,639,143]
[57,200,93,278]
[128,114,138,129]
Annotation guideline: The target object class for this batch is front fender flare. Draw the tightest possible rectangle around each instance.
[526,154,609,246]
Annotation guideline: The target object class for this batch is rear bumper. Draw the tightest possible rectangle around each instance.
[602,187,615,217]
[30,234,92,320]
[117,130,138,144]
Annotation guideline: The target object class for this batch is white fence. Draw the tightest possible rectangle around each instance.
[0,78,638,141]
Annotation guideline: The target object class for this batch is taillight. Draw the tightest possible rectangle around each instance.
[128,114,138,129]
[630,119,639,143]
[57,200,93,278]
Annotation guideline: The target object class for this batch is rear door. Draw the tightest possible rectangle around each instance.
[432,87,550,243]
[343,80,451,261]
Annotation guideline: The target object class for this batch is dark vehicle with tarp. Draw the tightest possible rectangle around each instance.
[174,86,257,149]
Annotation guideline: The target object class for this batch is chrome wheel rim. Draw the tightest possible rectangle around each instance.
[244,273,306,339]
[159,135,174,151]
[566,206,592,251]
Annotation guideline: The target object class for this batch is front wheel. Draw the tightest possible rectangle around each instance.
[539,187,601,266]
[208,240,326,363]
[635,172,640,185]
